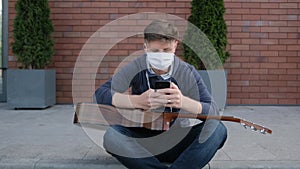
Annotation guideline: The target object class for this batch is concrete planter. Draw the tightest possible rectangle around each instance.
[198,70,227,111]
[7,69,56,109]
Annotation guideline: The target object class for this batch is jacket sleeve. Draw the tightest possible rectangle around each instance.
[94,78,113,105]
[191,66,219,116]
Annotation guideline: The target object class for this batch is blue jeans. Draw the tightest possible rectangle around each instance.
[103,120,227,169]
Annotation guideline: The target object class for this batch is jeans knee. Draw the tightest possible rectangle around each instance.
[216,122,227,148]
[103,127,117,151]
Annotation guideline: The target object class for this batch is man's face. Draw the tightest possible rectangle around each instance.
[144,40,178,75]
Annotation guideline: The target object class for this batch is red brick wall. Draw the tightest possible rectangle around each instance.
[224,0,300,105]
[7,0,300,105]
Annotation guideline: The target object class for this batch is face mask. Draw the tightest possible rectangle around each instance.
[146,52,174,70]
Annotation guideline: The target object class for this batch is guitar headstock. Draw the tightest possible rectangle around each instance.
[240,119,272,134]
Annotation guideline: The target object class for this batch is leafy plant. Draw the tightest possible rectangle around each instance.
[183,0,230,70]
[12,0,54,69]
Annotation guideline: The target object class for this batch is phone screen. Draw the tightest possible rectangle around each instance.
[154,81,170,89]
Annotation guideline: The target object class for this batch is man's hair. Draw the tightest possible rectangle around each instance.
[144,19,179,42]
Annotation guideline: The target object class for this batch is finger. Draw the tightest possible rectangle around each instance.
[170,82,179,89]
[150,97,168,104]
[156,88,176,95]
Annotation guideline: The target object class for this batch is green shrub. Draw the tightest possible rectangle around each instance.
[12,0,54,69]
[183,0,230,70]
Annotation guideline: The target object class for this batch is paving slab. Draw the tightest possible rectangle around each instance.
[0,103,299,169]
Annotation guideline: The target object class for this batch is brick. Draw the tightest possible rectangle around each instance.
[241,99,260,104]
[225,15,242,20]
[261,51,279,57]
[242,39,260,44]
[261,27,280,32]
[279,87,297,92]
[268,81,287,87]
[241,50,261,57]
[249,45,268,51]
[242,15,260,20]
[250,9,269,15]
[288,21,300,27]
[261,3,279,9]
[231,80,250,86]
[268,93,287,99]
[249,93,267,98]
[242,63,260,68]
[268,68,287,75]
[260,87,279,92]
[287,45,300,51]
[261,39,279,44]
[279,63,297,69]
[260,63,279,69]
[280,27,298,32]
[231,93,249,98]
[231,9,250,14]
[242,87,260,92]
[279,3,298,8]
[287,69,300,75]
[231,69,250,74]
[225,2,242,8]
[231,32,250,38]
[54,2,73,8]
[268,57,287,63]
[250,33,268,38]
[250,69,268,74]
[261,15,280,20]
[228,86,242,92]
[231,45,249,50]
[269,45,287,51]
[269,9,288,14]
[260,99,278,105]
[279,51,297,57]
[229,56,249,62]
[227,98,241,105]
[279,99,297,105]
[250,80,268,86]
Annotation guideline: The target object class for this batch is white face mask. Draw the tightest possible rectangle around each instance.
[146,52,174,70]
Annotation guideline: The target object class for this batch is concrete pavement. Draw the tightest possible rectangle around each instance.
[0,103,300,169]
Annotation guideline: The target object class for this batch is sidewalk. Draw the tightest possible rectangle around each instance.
[0,103,299,169]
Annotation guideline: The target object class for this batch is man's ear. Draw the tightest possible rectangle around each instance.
[173,40,179,52]
[143,42,148,52]
[175,40,179,46]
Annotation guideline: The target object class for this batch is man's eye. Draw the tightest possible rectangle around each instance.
[150,49,159,52]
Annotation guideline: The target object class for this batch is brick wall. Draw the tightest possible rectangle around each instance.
[7,0,300,105]
[224,0,300,105]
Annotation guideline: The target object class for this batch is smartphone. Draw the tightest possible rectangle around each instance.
[154,81,170,89]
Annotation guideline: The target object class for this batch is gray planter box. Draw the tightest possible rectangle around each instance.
[198,70,227,111]
[7,69,56,109]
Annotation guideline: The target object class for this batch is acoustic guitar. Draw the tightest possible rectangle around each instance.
[73,103,272,134]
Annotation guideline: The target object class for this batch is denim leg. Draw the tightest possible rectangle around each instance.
[169,120,227,169]
[103,125,168,169]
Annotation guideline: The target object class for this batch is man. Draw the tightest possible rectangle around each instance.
[94,19,227,169]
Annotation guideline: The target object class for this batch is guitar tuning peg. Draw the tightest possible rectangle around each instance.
[250,126,257,131]
[260,129,266,134]
[241,123,247,129]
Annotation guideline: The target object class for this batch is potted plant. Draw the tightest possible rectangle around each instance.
[7,0,55,109]
[182,0,230,110]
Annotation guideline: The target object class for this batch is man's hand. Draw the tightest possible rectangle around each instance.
[132,89,168,110]
[156,82,182,108]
